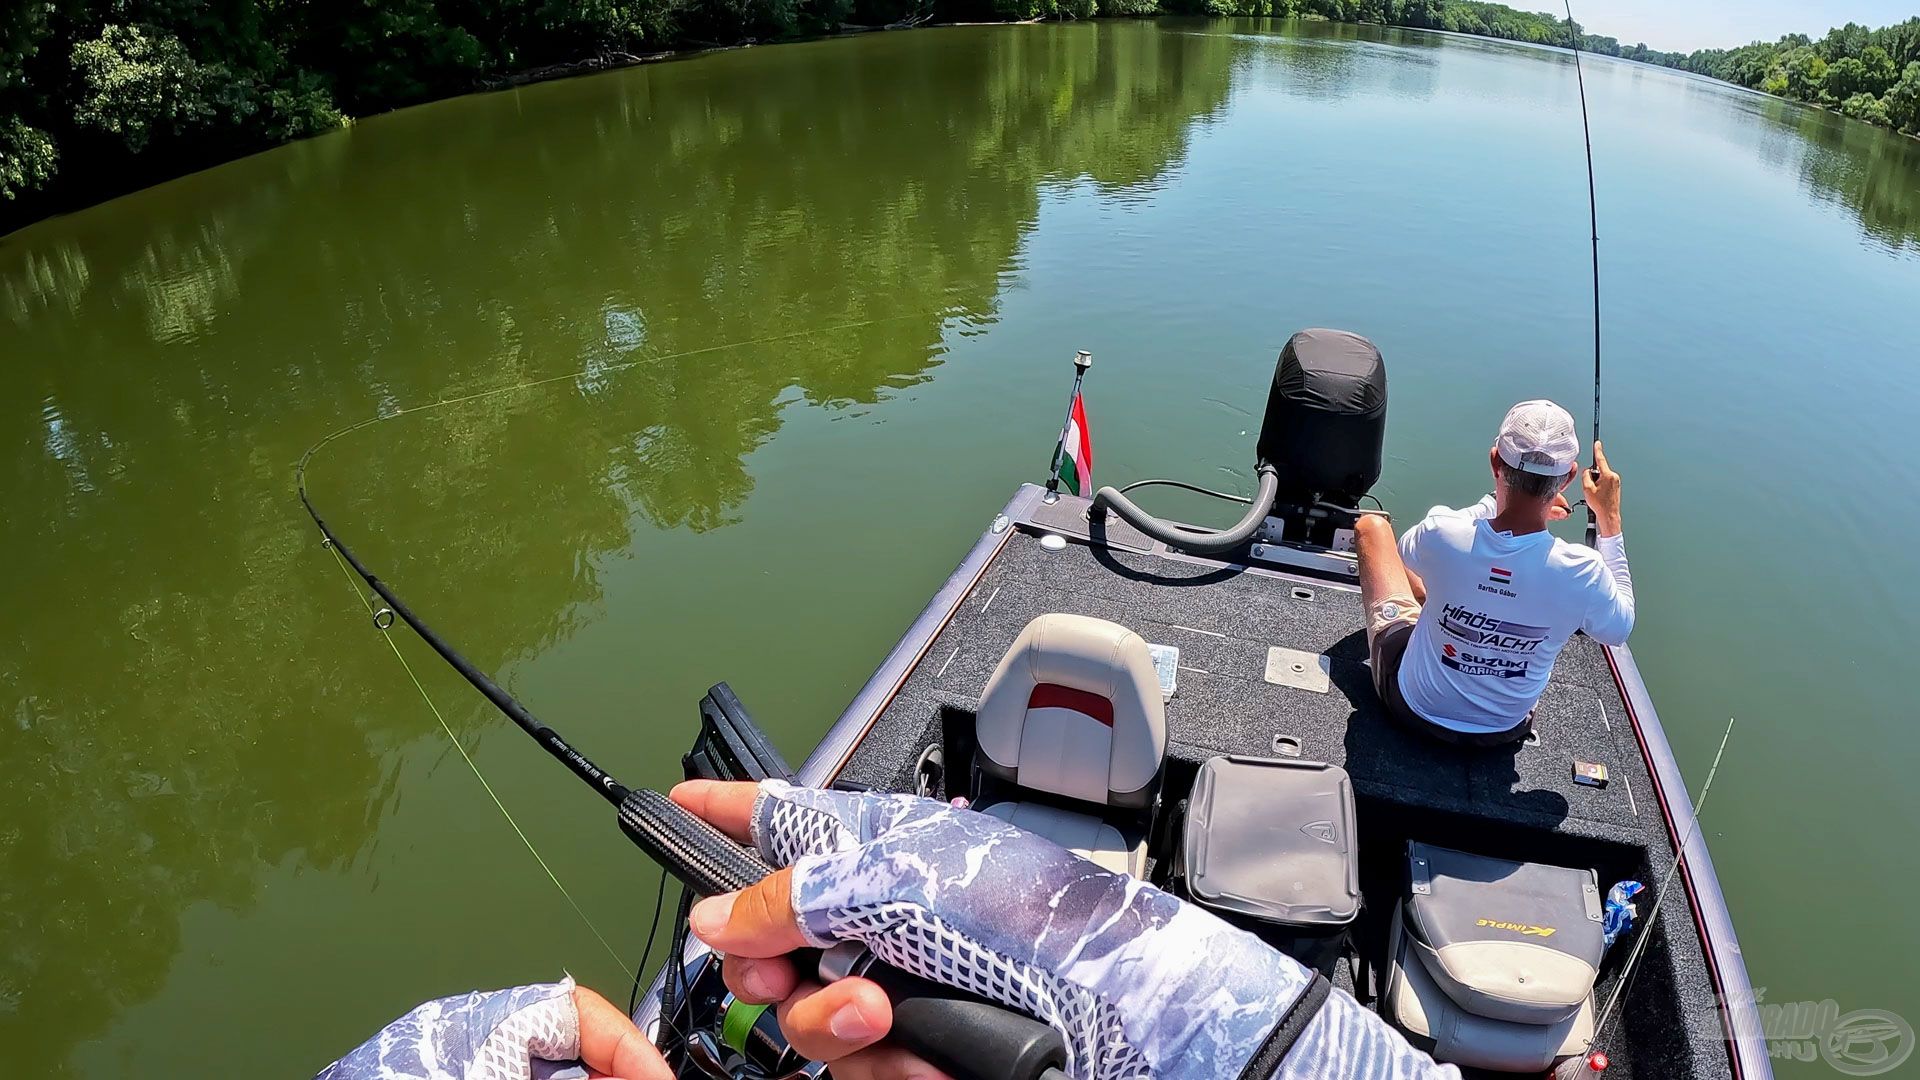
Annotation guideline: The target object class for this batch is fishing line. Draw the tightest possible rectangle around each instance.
[1563,0,1604,547]
[319,534,636,984]
[299,312,944,1001]
[627,867,671,1015]
[296,311,940,491]
[1577,716,1738,1065]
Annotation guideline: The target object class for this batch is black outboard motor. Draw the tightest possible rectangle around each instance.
[1257,328,1387,547]
[1090,327,1385,558]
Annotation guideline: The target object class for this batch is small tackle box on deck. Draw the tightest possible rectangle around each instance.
[1176,755,1361,973]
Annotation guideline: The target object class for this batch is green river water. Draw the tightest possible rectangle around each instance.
[5,18,1920,1077]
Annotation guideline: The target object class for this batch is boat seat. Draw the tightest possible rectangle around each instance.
[973,614,1167,877]
[1382,843,1605,1072]
[981,800,1142,876]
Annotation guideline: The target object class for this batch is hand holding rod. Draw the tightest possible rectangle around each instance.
[616,790,1070,1080]
[301,484,1068,1079]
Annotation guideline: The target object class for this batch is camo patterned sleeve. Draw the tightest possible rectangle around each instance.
[748,780,1459,1080]
[314,978,589,1080]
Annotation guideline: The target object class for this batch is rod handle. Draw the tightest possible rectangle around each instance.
[615,790,1068,1080]
[617,788,769,896]
[858,962,1069,1080]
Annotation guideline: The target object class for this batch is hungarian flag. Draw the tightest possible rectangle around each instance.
[1054,390,1093,495]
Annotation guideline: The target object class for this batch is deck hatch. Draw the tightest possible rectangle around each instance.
[1264,646,1332,693]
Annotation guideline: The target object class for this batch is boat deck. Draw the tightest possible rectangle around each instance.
[827,490,1736,1079]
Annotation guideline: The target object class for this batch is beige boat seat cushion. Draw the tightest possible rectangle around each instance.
[980,800,1145,877]
[973,614,1166,876]
[975,613,1167,809]
[1386,900,1595,1073]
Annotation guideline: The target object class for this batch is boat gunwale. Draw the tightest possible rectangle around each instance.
[1605,642,1769,1079]
[795,483,1042,786]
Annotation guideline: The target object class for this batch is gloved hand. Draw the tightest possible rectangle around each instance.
[675,779,1460,1080]
[315,978,669,1080]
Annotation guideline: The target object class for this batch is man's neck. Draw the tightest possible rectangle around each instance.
[1488,497,1551,537]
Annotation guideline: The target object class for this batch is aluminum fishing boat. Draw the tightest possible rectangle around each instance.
[640,329,1767,1080]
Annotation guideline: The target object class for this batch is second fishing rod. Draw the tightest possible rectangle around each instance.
[302,492,1071,1080]
[1564,0,1605,548]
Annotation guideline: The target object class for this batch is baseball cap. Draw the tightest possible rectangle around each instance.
[1495,400,1580,476]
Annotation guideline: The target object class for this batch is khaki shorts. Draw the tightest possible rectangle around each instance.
[1366,595,1421,650]
[1365,596,1532,748]
[1366,596,1422,720]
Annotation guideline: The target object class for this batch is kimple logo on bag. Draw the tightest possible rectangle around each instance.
[1476,918,1557,938]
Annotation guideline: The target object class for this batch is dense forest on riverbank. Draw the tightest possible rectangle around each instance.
[4,2,1919,231]
[1623,21,1920,136]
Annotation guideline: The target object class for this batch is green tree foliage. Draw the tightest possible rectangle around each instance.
[7,0,1920,226]
[1783,47,1830,104]
[69,25,224,153]
[1842,91,1890,127]
[1634,15,1920,136]
[1861,45,1898,95]
[282,1,489,113]
[1889,61,1920,134]
[1818,22,1871,63]
[996,0,1099,21]
[1826,56,1869,101]
[1,118,56,200]
[0,0,921,223]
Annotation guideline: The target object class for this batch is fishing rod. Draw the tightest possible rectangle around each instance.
[1553,717,1737,1078]
[297,455,1069,1080]
[1564,0,1604,548]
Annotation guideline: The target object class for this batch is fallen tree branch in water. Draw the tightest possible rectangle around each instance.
[840,12,936,31]
[479,50,676,89]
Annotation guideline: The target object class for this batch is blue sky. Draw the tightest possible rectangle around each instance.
[1574,1,1918,53]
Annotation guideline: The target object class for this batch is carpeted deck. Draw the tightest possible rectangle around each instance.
[831,497,1733,1079]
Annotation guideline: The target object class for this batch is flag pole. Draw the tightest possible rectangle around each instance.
[1044,351,1094,504]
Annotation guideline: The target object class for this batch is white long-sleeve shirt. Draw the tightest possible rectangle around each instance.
[1395,496,1634,735]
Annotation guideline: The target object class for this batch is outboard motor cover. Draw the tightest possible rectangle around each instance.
[1257,328,1387,506]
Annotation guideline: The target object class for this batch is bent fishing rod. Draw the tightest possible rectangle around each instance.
[1564,0,1604,548]
[297,476,1070,1080]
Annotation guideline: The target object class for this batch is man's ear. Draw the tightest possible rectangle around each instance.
[1557,468,1579,494]
[1489,448,1503,481]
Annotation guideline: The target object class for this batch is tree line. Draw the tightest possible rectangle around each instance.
[1587,20,1920,137]
[5,2,1920,231]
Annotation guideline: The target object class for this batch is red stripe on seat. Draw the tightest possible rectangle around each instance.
[1027,683,1114,727]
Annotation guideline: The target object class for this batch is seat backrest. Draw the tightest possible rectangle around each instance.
[975,614,1167,809]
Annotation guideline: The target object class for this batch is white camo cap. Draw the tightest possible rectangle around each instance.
[1495,400,1580,476]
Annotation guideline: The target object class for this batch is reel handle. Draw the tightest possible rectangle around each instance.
[615,790,1069,1080]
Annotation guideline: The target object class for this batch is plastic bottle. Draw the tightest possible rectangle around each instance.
[1602,880,1644,947]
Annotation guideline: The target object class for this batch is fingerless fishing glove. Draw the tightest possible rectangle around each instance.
[316,979,589,1080]
[751,779,1459,1080]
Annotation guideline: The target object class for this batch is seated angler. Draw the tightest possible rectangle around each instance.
[1354,400,1632,745]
